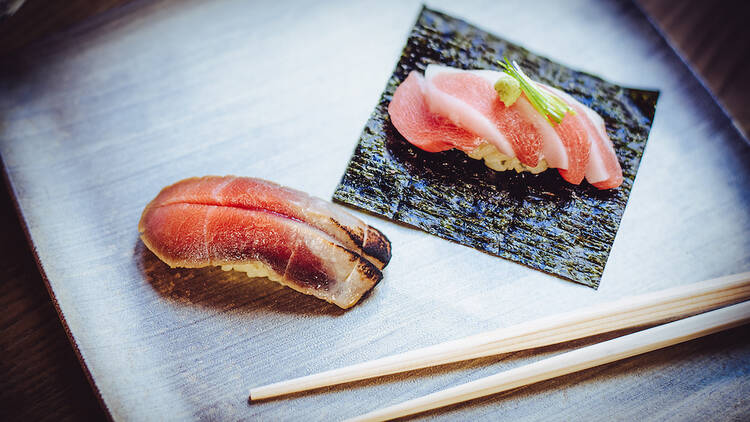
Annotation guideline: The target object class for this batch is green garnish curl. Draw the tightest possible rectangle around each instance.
[498,58,574,125]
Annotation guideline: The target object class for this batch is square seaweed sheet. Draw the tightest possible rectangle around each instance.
[333,6,658,288]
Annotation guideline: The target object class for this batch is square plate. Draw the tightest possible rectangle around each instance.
[1,0,748,420]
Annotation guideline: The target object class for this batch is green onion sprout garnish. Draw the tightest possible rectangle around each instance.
[498,57,574,125]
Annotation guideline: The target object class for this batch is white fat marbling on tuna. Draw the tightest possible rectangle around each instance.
[424,65,516,157]
[542,85,618,184]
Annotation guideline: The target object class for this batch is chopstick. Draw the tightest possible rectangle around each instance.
[346,300,750,421]
[248,271,750,401]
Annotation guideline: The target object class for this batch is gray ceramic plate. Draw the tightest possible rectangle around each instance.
[1,0,748,420]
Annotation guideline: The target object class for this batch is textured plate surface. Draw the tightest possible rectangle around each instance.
[0,0,748,420]
[333,6,659,287]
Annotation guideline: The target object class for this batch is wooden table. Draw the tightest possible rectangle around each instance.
[1,1,748,420]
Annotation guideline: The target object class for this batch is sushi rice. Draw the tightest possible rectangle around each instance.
[467,142,548,174]
[222,262,284,283]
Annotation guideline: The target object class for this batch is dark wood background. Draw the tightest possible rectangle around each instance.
[0,0,748,420]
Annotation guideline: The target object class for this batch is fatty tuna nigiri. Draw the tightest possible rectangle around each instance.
[139,176,392,309]
[388,63,623,189]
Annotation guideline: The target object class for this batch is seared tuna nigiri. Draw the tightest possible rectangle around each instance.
[139,176,392,309]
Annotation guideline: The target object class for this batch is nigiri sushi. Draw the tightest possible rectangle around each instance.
[138,176,392,309]
[388,62,622,189]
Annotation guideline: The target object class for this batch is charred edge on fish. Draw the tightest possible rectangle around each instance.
[362,226,392,267]
[329,217,365,249]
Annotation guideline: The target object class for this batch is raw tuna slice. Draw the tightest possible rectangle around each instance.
[510,90,568,170]
[545,86,623,189]
[139,176,392,308]
[548,111,590,185]
[423,65,546,167]
[388,71,481,153]
[579,106,623,189]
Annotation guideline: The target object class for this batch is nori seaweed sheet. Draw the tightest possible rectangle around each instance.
[333,6,659,288]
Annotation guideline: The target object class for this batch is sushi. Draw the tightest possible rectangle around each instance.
[388,62,623,189]
[138,176,392,309]
[334,6,658,287]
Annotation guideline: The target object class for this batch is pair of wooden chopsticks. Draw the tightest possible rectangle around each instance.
[249,272,750,421]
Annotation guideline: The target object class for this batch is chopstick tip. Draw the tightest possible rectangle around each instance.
[249,388,274,403]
